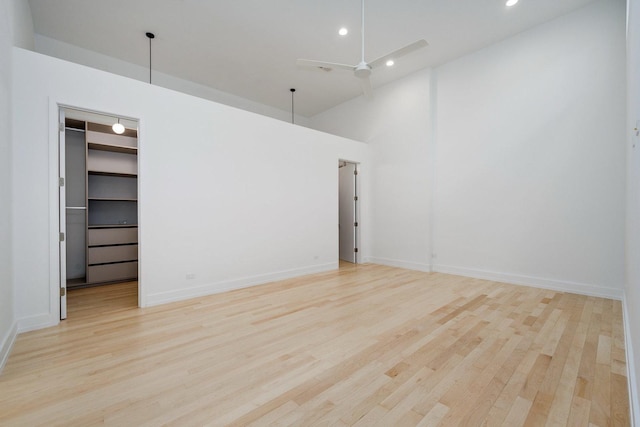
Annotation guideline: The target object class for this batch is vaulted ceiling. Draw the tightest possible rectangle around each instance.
[28,0,600,117]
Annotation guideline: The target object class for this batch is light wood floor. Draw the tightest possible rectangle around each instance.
[0,263,630,426]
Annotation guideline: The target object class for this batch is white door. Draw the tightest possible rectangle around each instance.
[339,162,358,263]
[58,108,67,319]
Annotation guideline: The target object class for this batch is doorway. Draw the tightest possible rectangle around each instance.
[338,161,359,263]
[59,107,140,319]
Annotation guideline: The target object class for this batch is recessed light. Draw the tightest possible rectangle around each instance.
[339,27,348,36]
[506,0,518,6]
[386,59,394,67]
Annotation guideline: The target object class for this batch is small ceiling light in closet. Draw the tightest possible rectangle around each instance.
[386,59,395,67]
[338,27,348,36]
[112,118,125,134]
[506,0,518,6]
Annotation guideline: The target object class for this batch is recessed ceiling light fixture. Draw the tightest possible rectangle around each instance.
[506,0,518,6]
[339,27,348,36]
[112,118,125,134]
[386,59,395,67]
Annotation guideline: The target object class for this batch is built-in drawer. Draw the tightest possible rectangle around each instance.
[88,227,138,246]
[87,261,138,284]
[88,245,138,265]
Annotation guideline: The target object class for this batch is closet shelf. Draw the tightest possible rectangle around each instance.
[88,170,137,178]
[88,142,137,154]
[88,224,138,229]
[88,197,137,202]
[88,259,138,267]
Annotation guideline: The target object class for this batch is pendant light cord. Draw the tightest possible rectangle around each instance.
[149,37,152,84]
[290,88,296,124]
[146,32,155,84]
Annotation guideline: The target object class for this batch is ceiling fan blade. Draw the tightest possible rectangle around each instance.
[296,59,355,72]
[359,76,373,100]
[369,39,428,69]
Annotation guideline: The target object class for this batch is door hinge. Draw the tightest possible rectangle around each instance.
[59,177,65,187]
[59,122,65,132]
[354,196,358,201]
[354,248,358,253]
[59,232,65,242]
[354,222,358,227]
[354,169,358,175]
[60,287,66,297]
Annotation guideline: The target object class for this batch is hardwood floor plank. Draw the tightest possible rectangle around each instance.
[501,395,534,427]
[417,402,449,426]
[0,265,630,426]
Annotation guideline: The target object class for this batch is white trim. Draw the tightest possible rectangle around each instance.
[49,99,61,326]
[17,313,58,333]
[432,264,623,300]
[137,119,145,308]
[145,262,338,307]
[0,321,18,373]
[623,291,639,426]
[368,257,432,273]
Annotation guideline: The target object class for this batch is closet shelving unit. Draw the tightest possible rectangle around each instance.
[66,121,139,287]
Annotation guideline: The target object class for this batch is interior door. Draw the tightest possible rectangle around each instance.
[58,109,68,319]
[339,162,357,263]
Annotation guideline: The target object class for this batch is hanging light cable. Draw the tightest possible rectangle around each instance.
[290,88,296,124]
[146,32,155,84]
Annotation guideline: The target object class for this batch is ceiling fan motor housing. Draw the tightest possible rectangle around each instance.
[354,62,372,78]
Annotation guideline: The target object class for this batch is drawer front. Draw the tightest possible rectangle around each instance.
[88,227,138,246]
[88,245,138,265]
[87,262,138,284]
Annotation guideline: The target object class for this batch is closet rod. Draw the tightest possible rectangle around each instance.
[66,206,86,210]
[65,127,86,133]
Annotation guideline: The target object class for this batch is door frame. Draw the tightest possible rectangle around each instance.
[58,109,67,319]
[338,159,360,264]
[53,103,143,321]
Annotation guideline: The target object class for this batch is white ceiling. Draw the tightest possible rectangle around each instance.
[28,0,599,117]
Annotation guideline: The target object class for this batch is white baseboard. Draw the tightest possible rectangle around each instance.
[432,264,623,300]
[17,313,58,333]
[623,292,639,426]
[145,262,338,307]
[367,257,432,273]
[0,321,18,373]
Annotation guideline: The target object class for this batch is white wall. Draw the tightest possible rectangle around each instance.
[310,69,432,271]
[0,0,34,372]
[11,0,33,50]
[311,0,627,298]
[433,0,626,298]
[12,48,369,329]
[0,0,16,370]
[34,35,310,127]
[626,0,640,420]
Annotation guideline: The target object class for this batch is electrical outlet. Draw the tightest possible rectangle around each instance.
[186,273,195,280]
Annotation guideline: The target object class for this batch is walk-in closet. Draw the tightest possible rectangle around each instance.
[61,109,139,308]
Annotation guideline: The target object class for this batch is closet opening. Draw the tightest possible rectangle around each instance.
[59,107,140,319]
[338,160,359,264]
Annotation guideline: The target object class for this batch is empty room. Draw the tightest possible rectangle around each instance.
[1,0,639,425]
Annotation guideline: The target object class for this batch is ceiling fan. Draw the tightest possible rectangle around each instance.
[297,0,428,99]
